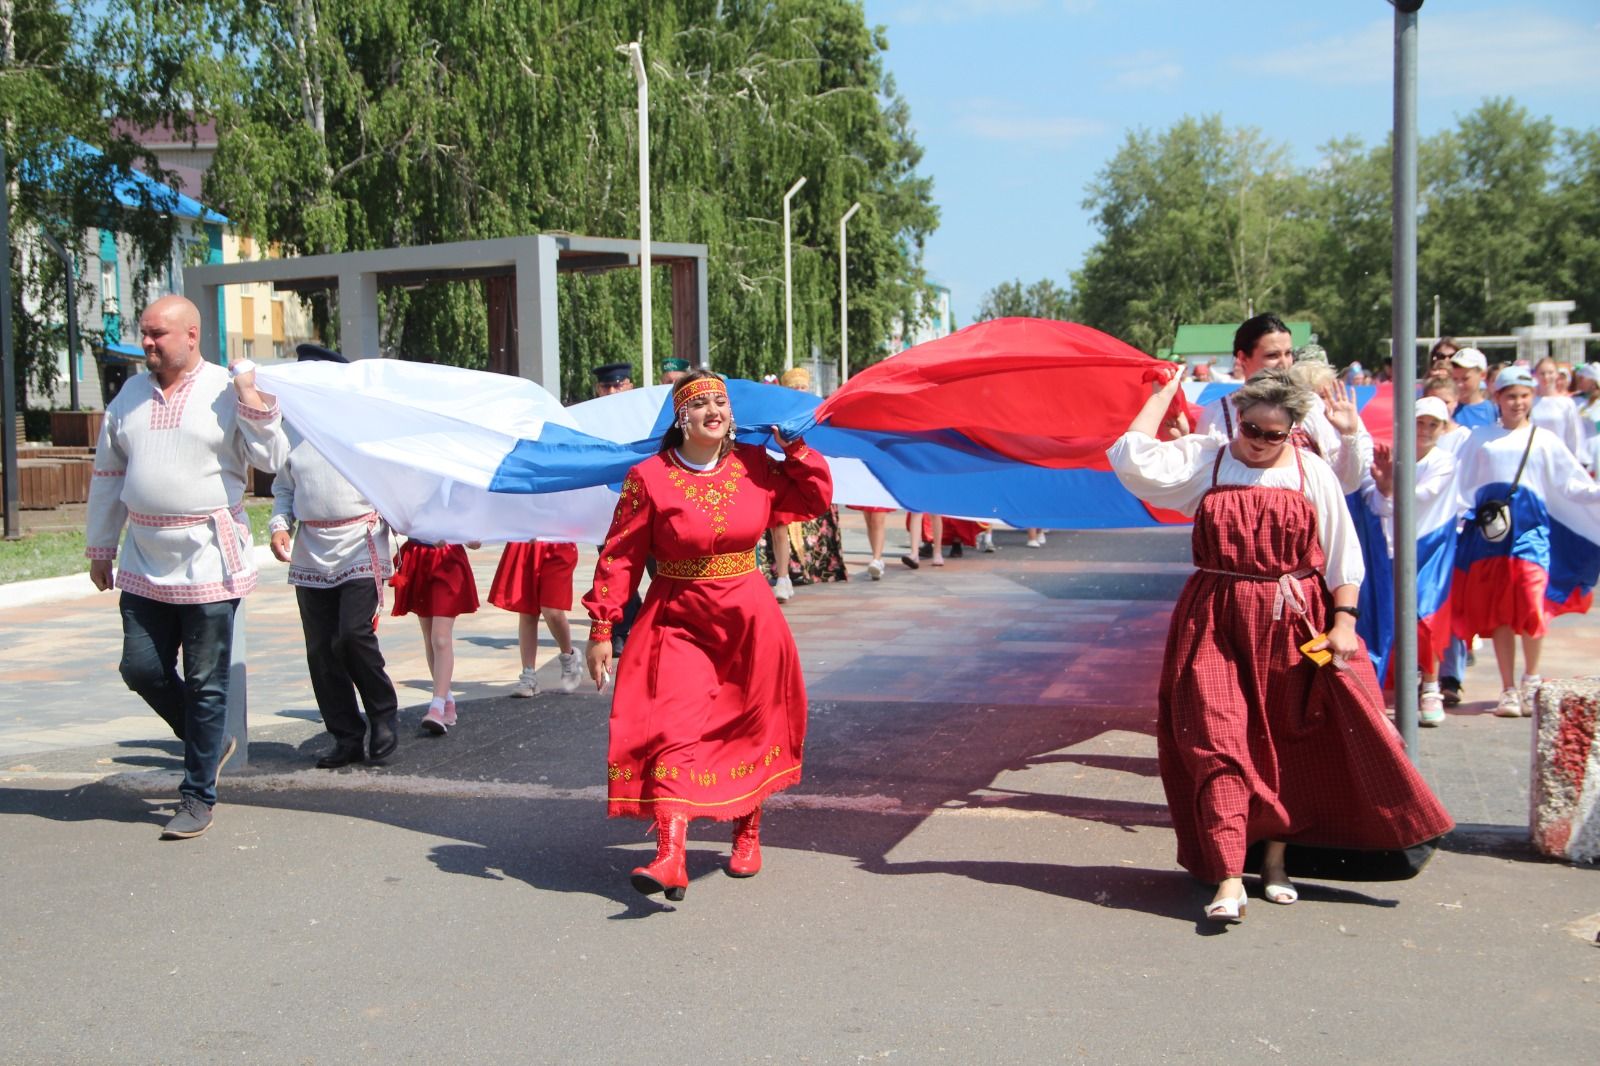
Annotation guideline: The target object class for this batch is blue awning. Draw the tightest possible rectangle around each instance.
[98,341,146,365]
[30,138,229,225]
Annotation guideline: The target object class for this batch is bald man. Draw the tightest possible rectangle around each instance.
[86,295,289,840]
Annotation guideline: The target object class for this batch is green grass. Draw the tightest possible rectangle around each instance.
[0,501,275,586]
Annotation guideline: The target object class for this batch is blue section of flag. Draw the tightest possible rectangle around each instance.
[486,378,1169,528]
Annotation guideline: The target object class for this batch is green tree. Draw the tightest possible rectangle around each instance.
[973,277,1072,321]
[96,0,940,399]
[1069,115,1314,355]
[1417,98,1557,336]
[1294,135,1393,365]
[2,0,192,397]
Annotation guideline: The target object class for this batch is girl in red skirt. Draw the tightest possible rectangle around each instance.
[489,540,583,696]
[1109,368,1453,923]
[390,538,480,735]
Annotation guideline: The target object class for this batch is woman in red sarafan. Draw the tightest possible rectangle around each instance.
[582,369,833,901]
[1107,368,1453,925]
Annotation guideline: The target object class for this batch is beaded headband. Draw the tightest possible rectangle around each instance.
[673,377,727,415]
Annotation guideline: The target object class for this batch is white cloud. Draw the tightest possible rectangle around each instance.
[1105,48,1184,91]
[953,98,1105,143]
[889,0,1093,26]
[1249,10,1600,95]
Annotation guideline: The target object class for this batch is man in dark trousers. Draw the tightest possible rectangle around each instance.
[268,344,400,767]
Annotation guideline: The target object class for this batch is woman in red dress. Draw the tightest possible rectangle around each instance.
[1108,369,1453,923]
[583,370,833,901]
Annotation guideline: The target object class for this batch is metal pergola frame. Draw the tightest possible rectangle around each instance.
[182,233,710,388]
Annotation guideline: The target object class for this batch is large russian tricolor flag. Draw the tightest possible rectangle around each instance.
[258,319,1210,542]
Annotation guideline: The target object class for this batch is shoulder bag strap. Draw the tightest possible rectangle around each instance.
[1508,426,1537,498]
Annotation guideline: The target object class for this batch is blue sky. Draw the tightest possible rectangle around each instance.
[859,0,1600,324]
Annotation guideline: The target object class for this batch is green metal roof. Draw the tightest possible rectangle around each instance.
[1172,321,1312,357]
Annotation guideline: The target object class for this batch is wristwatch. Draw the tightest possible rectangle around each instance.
[1331,605,1360,621]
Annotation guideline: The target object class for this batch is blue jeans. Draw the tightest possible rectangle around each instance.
[1439,637,1467,684]
[119,593,238,805]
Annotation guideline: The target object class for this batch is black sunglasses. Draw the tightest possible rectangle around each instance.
[1238,420,1291,445]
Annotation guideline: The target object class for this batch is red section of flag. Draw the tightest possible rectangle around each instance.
[1361,382,1394,448]
[818,318,1175,469]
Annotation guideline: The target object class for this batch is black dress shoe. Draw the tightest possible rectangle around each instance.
[368,713,399,762]
[949,541,963,557]
[316,741,366,769]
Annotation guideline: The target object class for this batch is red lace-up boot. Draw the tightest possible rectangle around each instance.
[631,810,689,901]
[727,806,763,877]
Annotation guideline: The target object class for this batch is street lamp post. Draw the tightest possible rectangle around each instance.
[782,176,807,371]
[1391,0,1424,756]
[39,231,80,411]
[622,41,653,382]
[1,139,21,539]
[838,202,861,385]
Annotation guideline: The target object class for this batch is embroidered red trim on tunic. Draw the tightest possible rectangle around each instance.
[589,619,615,639]
[94,469,126,478]
[127,503,246,528]
[148,372,198,431]
[85,546,118,560]
[299,511,379,528]
[237,400,278,422]
[117,570,255,604]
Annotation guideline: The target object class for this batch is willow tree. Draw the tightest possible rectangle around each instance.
[99,0,939,399]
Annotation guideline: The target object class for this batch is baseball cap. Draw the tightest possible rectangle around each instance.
[1415,396,1450,422]
[1493,365,1535,392]
[1449,347,1488,371]
[1574,363,1599,382]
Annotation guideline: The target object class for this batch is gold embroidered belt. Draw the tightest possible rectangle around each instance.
[656,549,757,581]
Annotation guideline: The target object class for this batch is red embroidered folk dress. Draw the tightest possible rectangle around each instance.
[583,441,832,821]
[1111,433,1453,883]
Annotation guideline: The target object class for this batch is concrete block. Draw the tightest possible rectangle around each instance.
[1531,677,1600,864]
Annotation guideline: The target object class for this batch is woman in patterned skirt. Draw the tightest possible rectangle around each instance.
[1107,369,1452,923]
[583,370,833,901]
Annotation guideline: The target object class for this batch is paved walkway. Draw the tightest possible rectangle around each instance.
[3,516,1597,1063]
[2,513,1590,830]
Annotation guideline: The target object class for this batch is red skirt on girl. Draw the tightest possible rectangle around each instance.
[489,541,578,613]
[390,541,479,618]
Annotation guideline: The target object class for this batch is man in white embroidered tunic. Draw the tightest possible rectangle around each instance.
[269,346,400,769]
[86,295,288,840]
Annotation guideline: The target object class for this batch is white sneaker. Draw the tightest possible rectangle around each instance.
[774,576,794,603]
[511,668,538,698]
[977,531,996,553]
[1494,687,1523,718]
[558,650,583,693]
[866,558,885,581]
[1038,531,1047,544]
[1025,537,1042,549]
[1419,689,1445,727]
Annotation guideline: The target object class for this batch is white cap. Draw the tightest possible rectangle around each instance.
[1415,396,1450,422]
[1449,347,1488,371]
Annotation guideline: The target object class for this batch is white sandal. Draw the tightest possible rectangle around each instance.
[1204,889,1248,923]
[1261,869,1298,905]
